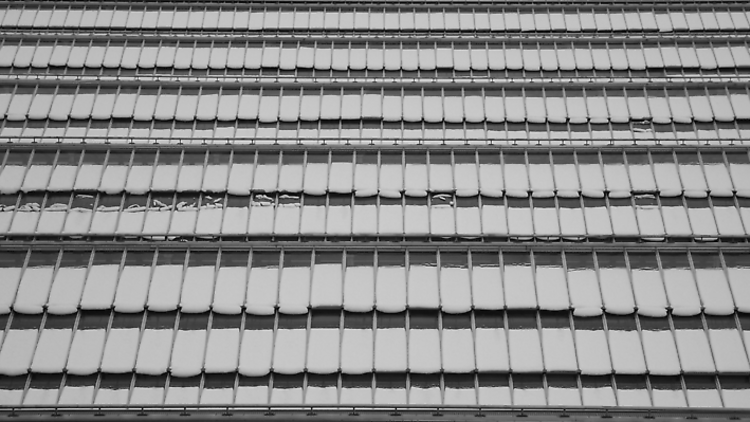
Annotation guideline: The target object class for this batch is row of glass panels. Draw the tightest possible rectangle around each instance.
[7,121,750,144]
[2,40,748,72]
[1,6,749,33]
[1,148,747,195]
[11,64,745,82]
[1,309,749,377]
[1,248,747,317]
[12,140,741,148]
[0,127,750,150]
[2,191,750,239]
[1,372,749,408]
[80,140,750,147]
[3,85,749,124]
[9,68,749,88]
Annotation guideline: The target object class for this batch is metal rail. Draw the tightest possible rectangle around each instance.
[3,1,750,9]
[5,32,748,44]
[1,137,749,149]
[1,239,748,253]
[1,29,749,37]
[6,75,750,87]
[4,77,749,89]
[1,404,750,422]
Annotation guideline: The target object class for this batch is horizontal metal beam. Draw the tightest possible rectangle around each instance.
[7,75,748,88]
[1,239,748,253]
[10,76,747,87]
[0,136,750,148]
[4,32,747,45]
[3,1,750,11]
[1,405,749,422]
[1,138,748,152]
[2,29,748,41]
[3,77,748,90]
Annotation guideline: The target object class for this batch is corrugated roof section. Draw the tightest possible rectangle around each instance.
[1,0,750,415]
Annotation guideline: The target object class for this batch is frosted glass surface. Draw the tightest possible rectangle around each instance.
[442,328,475,372]
[535,265,569,311]
[344,264,374,312]
[239,329,273,376]
[694,268,734,315]
[708,329,750,372]
[444,384,477,405]
[675,329,716,373]
[66,329,105,375]
[273,329,307,374]
[213,266,246,314]
[135,329,173,375]
[408,329,441,373]
[475,328,509,372]
[508,329,543,372]
[599,267,635,314]
[541,327,577,372]
[663,267,702,316]
[204,329,240,373]
[31,328,72,373]
[341,329,373,374]
[279,266,311,314]
[478,383,512,406]
[583,205,612,237]
[686,388,722,408]
[567,264,602,316]
[376,266,406,313]
[504,261,536,309]
[101,328,139,373]
[0,267,22,314]
[687,207,719,239]
[246,266,278,315]
[548,385,581,406]
[375,328,407,372]
[407,262,439,309]
[727,263,750,313]
[652,387,687,408]
[114,266,150,313]
[14,267,54,314]
[513,384,546,406]
[609,330,647,374]
[472,264,503,310]
[440,266,472,313]
[582,382,617,406]
[147,265,183,312]
[575,329,611,375]
[481,201,507,236]
[180,266,214,313]
[310,262,342,308]
[631,266,668,317]
[307,328,340,374]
